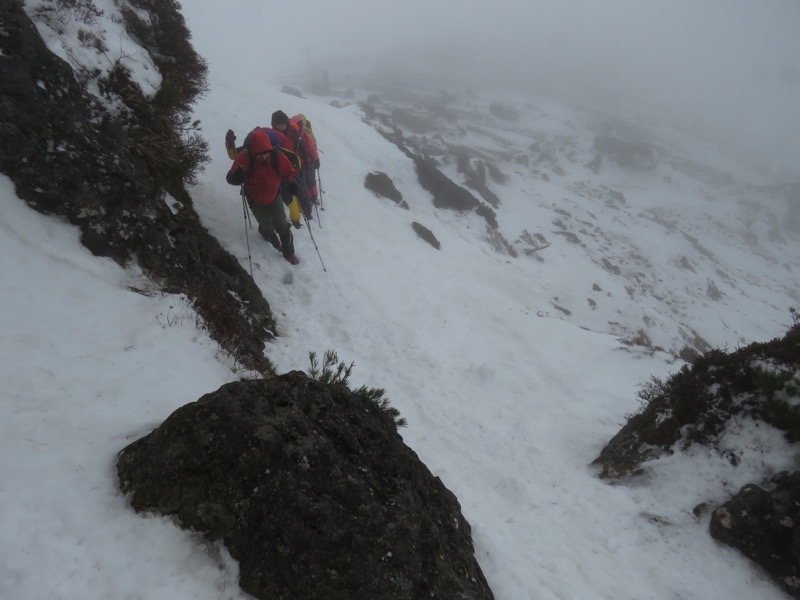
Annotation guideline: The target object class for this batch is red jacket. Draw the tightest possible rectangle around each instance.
[290,115,320,164]
[226,129,298,206]
[300,128,319,164]
[277,123,318,166]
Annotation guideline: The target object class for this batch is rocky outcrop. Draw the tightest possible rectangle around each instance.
[594,324,800,595]
[117,372,494,600]
[412,154,501,232]
[457,154,502,208]
[365,171,408,209]
[710,472,800,599]
[411,222,440,250]
[0,0,275,375]
[593,324,800,480]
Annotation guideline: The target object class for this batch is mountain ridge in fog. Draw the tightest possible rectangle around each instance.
[253,0,800,180]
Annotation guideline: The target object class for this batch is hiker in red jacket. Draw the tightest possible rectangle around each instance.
[291,113,321,207]
[226,128,301,265]
[271,110,315,220]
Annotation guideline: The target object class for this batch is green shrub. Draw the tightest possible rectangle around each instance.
[112,0,210,190]
[307,351,407,428]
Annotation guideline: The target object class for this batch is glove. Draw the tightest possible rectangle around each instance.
[287,179,300,197]
[226,165,246,186]
[225,130,237,160]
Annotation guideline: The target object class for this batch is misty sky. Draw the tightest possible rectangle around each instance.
[197,0,800,172]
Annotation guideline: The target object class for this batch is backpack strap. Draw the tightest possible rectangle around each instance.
[280,147,302,170]
[271,150,279,174]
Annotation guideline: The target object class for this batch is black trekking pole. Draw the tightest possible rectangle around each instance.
[313,185,322,227]
[316,167,325,211]
[300,205,327,272]
[240,185,254,277]
[305,168,321,228]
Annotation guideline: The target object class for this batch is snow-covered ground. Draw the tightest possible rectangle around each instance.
[3,1,799,598]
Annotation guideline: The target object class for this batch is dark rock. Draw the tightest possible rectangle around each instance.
[413,153,501,231]
[117,373,494,600]
[364,171,408,209]
[411,222,440,250]
[706,279,722,300]
[0,0,275,375]
[413,155,479,211]
[281,84,304,98]
[457,154,502,208]
[370,117,503,233]
[710,472,800,598]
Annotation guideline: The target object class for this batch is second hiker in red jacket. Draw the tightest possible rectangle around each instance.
[271,110,316,220]
[226,128,301,265]
[291,113,321,208]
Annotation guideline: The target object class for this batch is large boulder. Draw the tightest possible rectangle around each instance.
[710,472,800,599]
[117,372,494,600]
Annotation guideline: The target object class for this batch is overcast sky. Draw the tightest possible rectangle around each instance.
[201,0,800,173]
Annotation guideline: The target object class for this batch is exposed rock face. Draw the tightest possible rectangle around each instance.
[414,154,481,213]
[364,171,408,209]
[117,372,494,600]
[457,154,502,208]
[364,113,508,245]
[710,472,800,599]
[412,154,501,232]
[0,0,275,374]
[411,222,441,250]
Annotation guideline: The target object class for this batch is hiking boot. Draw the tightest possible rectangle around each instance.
[262,230,281,251]
[284,254,300,265]
[291,220,303,229]
[278,229,295,260]
[302,207,313,220]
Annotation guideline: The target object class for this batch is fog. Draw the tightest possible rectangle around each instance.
[197,0,800,177]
